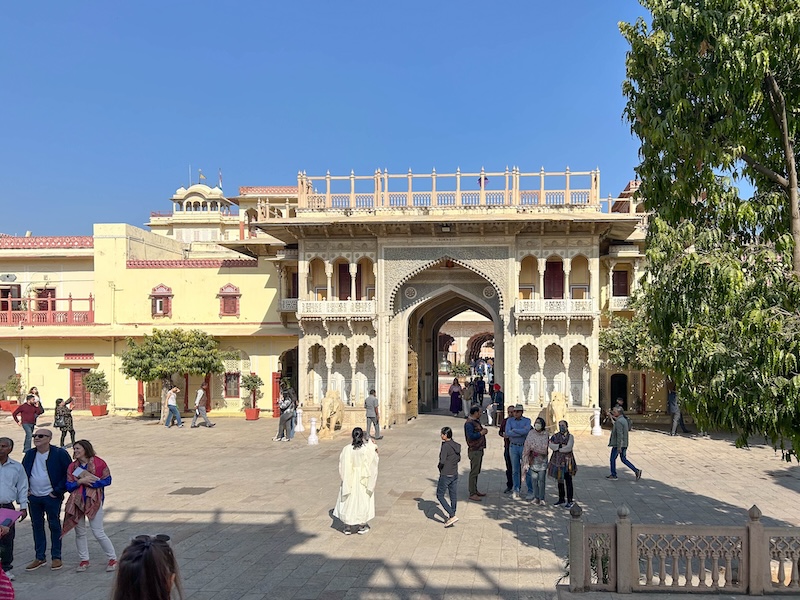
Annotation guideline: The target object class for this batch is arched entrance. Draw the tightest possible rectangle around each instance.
[390,258,504,415]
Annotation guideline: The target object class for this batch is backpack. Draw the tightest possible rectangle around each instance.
[624,415,633,431]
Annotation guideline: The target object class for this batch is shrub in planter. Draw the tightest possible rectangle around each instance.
[84,370,110,416]
[240,373,264,420]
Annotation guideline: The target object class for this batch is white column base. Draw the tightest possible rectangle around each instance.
[591,407,603,436]
[308,417,319,445]
[295,407,305,432]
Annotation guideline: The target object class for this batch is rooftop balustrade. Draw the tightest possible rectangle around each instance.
[286,167,601,213]
[516,298,595,317]
[297,300,376,319]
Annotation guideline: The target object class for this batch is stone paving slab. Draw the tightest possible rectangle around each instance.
[2,410,799,599]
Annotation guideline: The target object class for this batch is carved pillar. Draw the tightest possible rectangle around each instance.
[349,263,358,300]
[538,342,546,405]
[562,257,572,301]
[590,317,600,408]
[325,263,333,300]
[607,260,617,308]
[589,257,598,310]
[298,262,309,300]
[563,349,571,405]
[631,259,640,293]
[538,264,545,300]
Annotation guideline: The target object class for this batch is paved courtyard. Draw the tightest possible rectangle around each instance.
[3,407,800,600]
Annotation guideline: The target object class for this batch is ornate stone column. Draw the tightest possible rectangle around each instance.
[325,262,333,300]
[563,350,571,405]
[349,263,358,300]
[562,257,572,300]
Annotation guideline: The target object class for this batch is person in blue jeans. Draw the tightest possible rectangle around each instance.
[436,427,461,528]
[607,406,642,481]
[21,428,71,571]
[503,403,532,499]
[165,387,184,428]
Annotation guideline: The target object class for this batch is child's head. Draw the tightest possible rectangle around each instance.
[112,535,182,600]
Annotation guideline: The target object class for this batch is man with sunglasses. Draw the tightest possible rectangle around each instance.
[21,429,71,571]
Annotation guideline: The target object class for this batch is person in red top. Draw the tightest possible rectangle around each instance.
[0,564,14,599]
[12,396,44,453]
[498,405,515,493]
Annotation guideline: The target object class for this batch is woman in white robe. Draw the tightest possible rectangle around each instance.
[333,427,379,535]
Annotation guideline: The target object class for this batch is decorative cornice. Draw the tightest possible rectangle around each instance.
[127,259,258,269]
[0,236,94,249]
[238,186,297,195]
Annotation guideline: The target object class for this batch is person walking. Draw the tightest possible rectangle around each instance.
[12,396,44,453]
[436,426,461,528]
[190,382,215,428]
[333,428,379,535]
[54,398,76,448]
[448,378,463,417]
[498,405,515,493]
[0,437,28,581]
[488,384,505,426]
[62,440,117,572]
[22,429,71,571]
[607,406,642,481]
[667,387,689,436]
[548,420,577,508]
[464,405,487,501]
[522,417,549,504]
[474,376,485,408]
[28,388,43,426]
[273,385,296,442]
[164,387,183,429]
[504,404,532,499]
[364,389,382,440]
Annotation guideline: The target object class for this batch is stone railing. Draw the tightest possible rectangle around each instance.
[515,299,595,316]
[292,167,600,212]
[569,504,800,595]
[609,296,630,311]
[279,298,298,312]
[296,300,376,318]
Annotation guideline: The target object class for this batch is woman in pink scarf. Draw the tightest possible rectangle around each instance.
[62,440,117,572]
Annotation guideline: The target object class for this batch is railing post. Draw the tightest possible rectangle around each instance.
[26,294,32,324]
[383,169,389,207]
[616,504,633,593]
[540,166,546,206]
[350,170,356,208]
[569,504,586,592]
[431,168,437,206]
[479,166,486,205]
[456,167,462,206]
[68,294,74,324]
[504,166,509,205]
[565,166,571,205]
[407,169,413,206]
[373,169,380,208]
[747,505,766,595]
[325,170,331,208]
[88,294,94,323]
[297,171,304,208]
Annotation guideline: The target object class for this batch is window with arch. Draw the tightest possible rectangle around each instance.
[218,283,241,317]
[149,284,173,318]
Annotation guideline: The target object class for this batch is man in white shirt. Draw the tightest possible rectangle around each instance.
[0,437,28,581]
[21,429,71,572]
[191,382,215,428]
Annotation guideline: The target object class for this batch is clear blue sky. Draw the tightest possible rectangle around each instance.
[1,1,649,236]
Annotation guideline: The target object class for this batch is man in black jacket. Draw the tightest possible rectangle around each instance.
[21,428,71,571]
[436,427,461,528]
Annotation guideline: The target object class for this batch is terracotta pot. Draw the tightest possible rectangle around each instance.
[244,407,260,421]
[90,405,108,417]
[0,402,8,411]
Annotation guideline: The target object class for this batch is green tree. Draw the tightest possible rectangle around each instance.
[120,329,225,423]
[621,0,800,457]
[599,308,661,374]
[84,370,110,405]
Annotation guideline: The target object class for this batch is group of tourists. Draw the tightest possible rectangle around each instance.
[12,389,77,452]
[448,377,505,425]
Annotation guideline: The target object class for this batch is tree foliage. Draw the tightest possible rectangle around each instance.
[599,308,661,373]
[120,329,225,422]
[84,370,110,405]
[621,0,800,458]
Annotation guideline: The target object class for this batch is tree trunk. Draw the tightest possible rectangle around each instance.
[159,377,171,425]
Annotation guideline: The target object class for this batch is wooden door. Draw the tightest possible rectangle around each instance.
[70,368,90,409]
[544,262,564,299]
[37,288,56,311]
[337,264,350,300]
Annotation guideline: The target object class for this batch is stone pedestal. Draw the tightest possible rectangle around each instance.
[295,407,305,432]
[308,418,319,445]
[591,407,602,436]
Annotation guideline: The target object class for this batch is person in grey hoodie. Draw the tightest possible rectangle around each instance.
[436,427,461,528]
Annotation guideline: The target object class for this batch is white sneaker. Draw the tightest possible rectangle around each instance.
[444,516,459,528]
[272,437,283,442]
[3,571,13,581]
[513,491,520,499]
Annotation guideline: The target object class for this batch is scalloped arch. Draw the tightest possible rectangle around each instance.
[389,255,504,313]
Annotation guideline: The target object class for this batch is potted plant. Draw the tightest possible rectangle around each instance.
[2,375,22,411]
[240,373,263,421]
[84,370,110,416]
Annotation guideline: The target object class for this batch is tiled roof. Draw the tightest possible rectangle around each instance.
[238,186,297,195]
[0,236,94,249]
[126,259,258,269]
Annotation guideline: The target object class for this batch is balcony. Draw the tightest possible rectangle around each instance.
[297,300,376,319]
[280,298,298,312]
[609,296,630,311]
[0,295,95,327]
[515,298,595,318]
